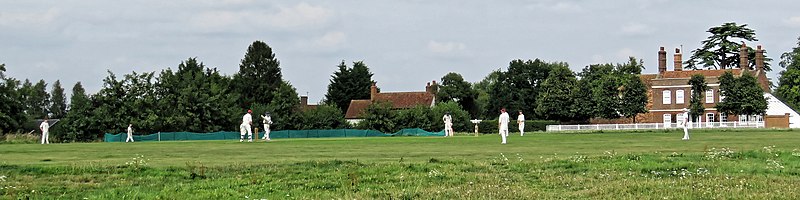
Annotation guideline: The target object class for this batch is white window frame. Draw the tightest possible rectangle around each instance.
[663,114,672,127]
[705,89,714,103]
[720,113,727,122]
[662,90,671,105]
[676,89,685,104]
[719,92,725,102]
[676,113,685,126]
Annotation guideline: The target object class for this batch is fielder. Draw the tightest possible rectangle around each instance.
[39,117,50,144]
[517,110,525,136]
[498,108,510,144]
[442,112,453,137]
[682,108,690,140]
[261,112,273,141]
[126,124,135,143]
[240,110,253,142]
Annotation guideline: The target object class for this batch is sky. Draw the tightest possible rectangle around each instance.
[2,0,800,103]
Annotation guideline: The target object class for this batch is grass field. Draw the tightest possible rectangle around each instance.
[2,129,800,199]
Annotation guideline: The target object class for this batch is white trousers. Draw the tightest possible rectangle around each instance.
[126,133,134,142]
[444,123,453,137]
[682,127,690,140]
[262,124,271,140]
[240,124,252,141]
[499,128,508,144]
[519,124,525,136]
[41,131,49,144]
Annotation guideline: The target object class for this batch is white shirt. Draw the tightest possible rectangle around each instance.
[262,115,272,125]
[39,121,49,132]
[499,112,510,129]
[242,113,252,125]
[443,114,452,124]
[127,126,133,134]
[517,114,525,123]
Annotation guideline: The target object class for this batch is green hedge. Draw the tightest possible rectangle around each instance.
[476,120,559,134]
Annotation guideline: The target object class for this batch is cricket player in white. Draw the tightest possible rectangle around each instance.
[498,108,510,144]
[39,117,50,144]
[517,110,525,136]
[261,112,272,141]
[126,124,135,143]
[240,110,253,142]
[442,112,453,137]
[682,108,690,140]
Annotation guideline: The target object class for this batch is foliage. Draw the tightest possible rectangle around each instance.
[569,79,594,122]
[437,72,478,118]
[776,36,800,110]
[487,59,554,119]
[0,64,27,133]
[616,58,649,122]
[577,58,648,121]
[685,22,772,71]
[430,101,470,132]
[395,105,435,131]
[780,36,800,71]
[264,81,302,130]
[535,64,577,121]
[22,79,50,120]
[716,71,768,116]
[48,80,66,119]
[302,104,350,130]
[357,101,395,133]
[323,60,374,114]
[231,41,283,109]
[688,74,709,120]
[58,82,94,142]
[472,70,501,119]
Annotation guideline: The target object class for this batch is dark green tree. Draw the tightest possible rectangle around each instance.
[569,78,594,122]
[716,71,768,117]
[487,59,554,119]
[323,60,374,114]
[232,41,283,109]
[437,72,478,118]
[301,104,349,130]
[265,80,302,130]
[776,36,800,109]
[617,58,649,122]
[0,64,27,133]
[685,22,772,71]
[430,101,470,132]
[49,80,67,119]
[357,101,396,133]
[473,70,501,119]
[24,79,50,119]
[59,82,94,141]
[395,105,434,131]
[90,71,126,136]
[535,64,577,121]
[688,74,709,121]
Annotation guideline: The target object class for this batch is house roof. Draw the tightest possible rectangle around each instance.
[345,100,372,119]
[344,92,435,119]
[659,69,743,79]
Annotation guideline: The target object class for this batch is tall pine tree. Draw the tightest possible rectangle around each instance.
[49,80,67,119]
[323,60,374,114]
[232,41,283,109]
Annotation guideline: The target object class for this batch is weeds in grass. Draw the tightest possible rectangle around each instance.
[0,133,40,144]
[705,147,736,160]
[124,154,148,171]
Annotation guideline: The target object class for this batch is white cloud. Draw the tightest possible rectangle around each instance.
[784,16,800,27]
[620,22,654,36]
[0,8,61,26]
[616,48,637,60]
[313,31,347,48]
[591,55,605,64]
[526,1,583,13]
[427,40,466,54]
[190,2,333,31]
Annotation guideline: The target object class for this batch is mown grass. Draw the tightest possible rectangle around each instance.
[1,129,800,199]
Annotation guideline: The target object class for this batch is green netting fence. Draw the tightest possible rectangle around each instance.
[104,128,444,142]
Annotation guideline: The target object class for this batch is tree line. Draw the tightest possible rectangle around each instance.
[1,22,796,141]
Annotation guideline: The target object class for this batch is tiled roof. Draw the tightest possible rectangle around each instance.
[344,92,435,119]
[345,100,372,119]
[301,104,318,111]
[659,69,743,79]
[373,92,435,109]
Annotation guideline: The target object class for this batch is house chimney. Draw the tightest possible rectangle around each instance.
[425,82,431,93]
[739,43,749,70]
[300,95,308,107]
[658,47,667,73]
[370,82,377,101]
[756,45,764,72]
[430,80,438,94]
[674,48,683,71]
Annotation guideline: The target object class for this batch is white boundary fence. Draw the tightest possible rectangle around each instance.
[546,122,765,132]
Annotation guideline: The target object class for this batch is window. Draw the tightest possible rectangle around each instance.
[676,89,685,104]
[719,92,725,102]
[705,89,714,103]
[676,113,685,125]
[663,114,672,127]
[662,90,671,105]
[720,113,727,122]
[706,113,715,127]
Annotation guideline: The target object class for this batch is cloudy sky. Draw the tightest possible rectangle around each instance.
[2,0,800,103]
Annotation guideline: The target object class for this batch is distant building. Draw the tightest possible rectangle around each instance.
[344,81,437,124]
[299,95,317,111]
[592,44,799,128]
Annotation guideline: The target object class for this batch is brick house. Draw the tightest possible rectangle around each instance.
[593,44,799,128]
[344,82,437,124]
